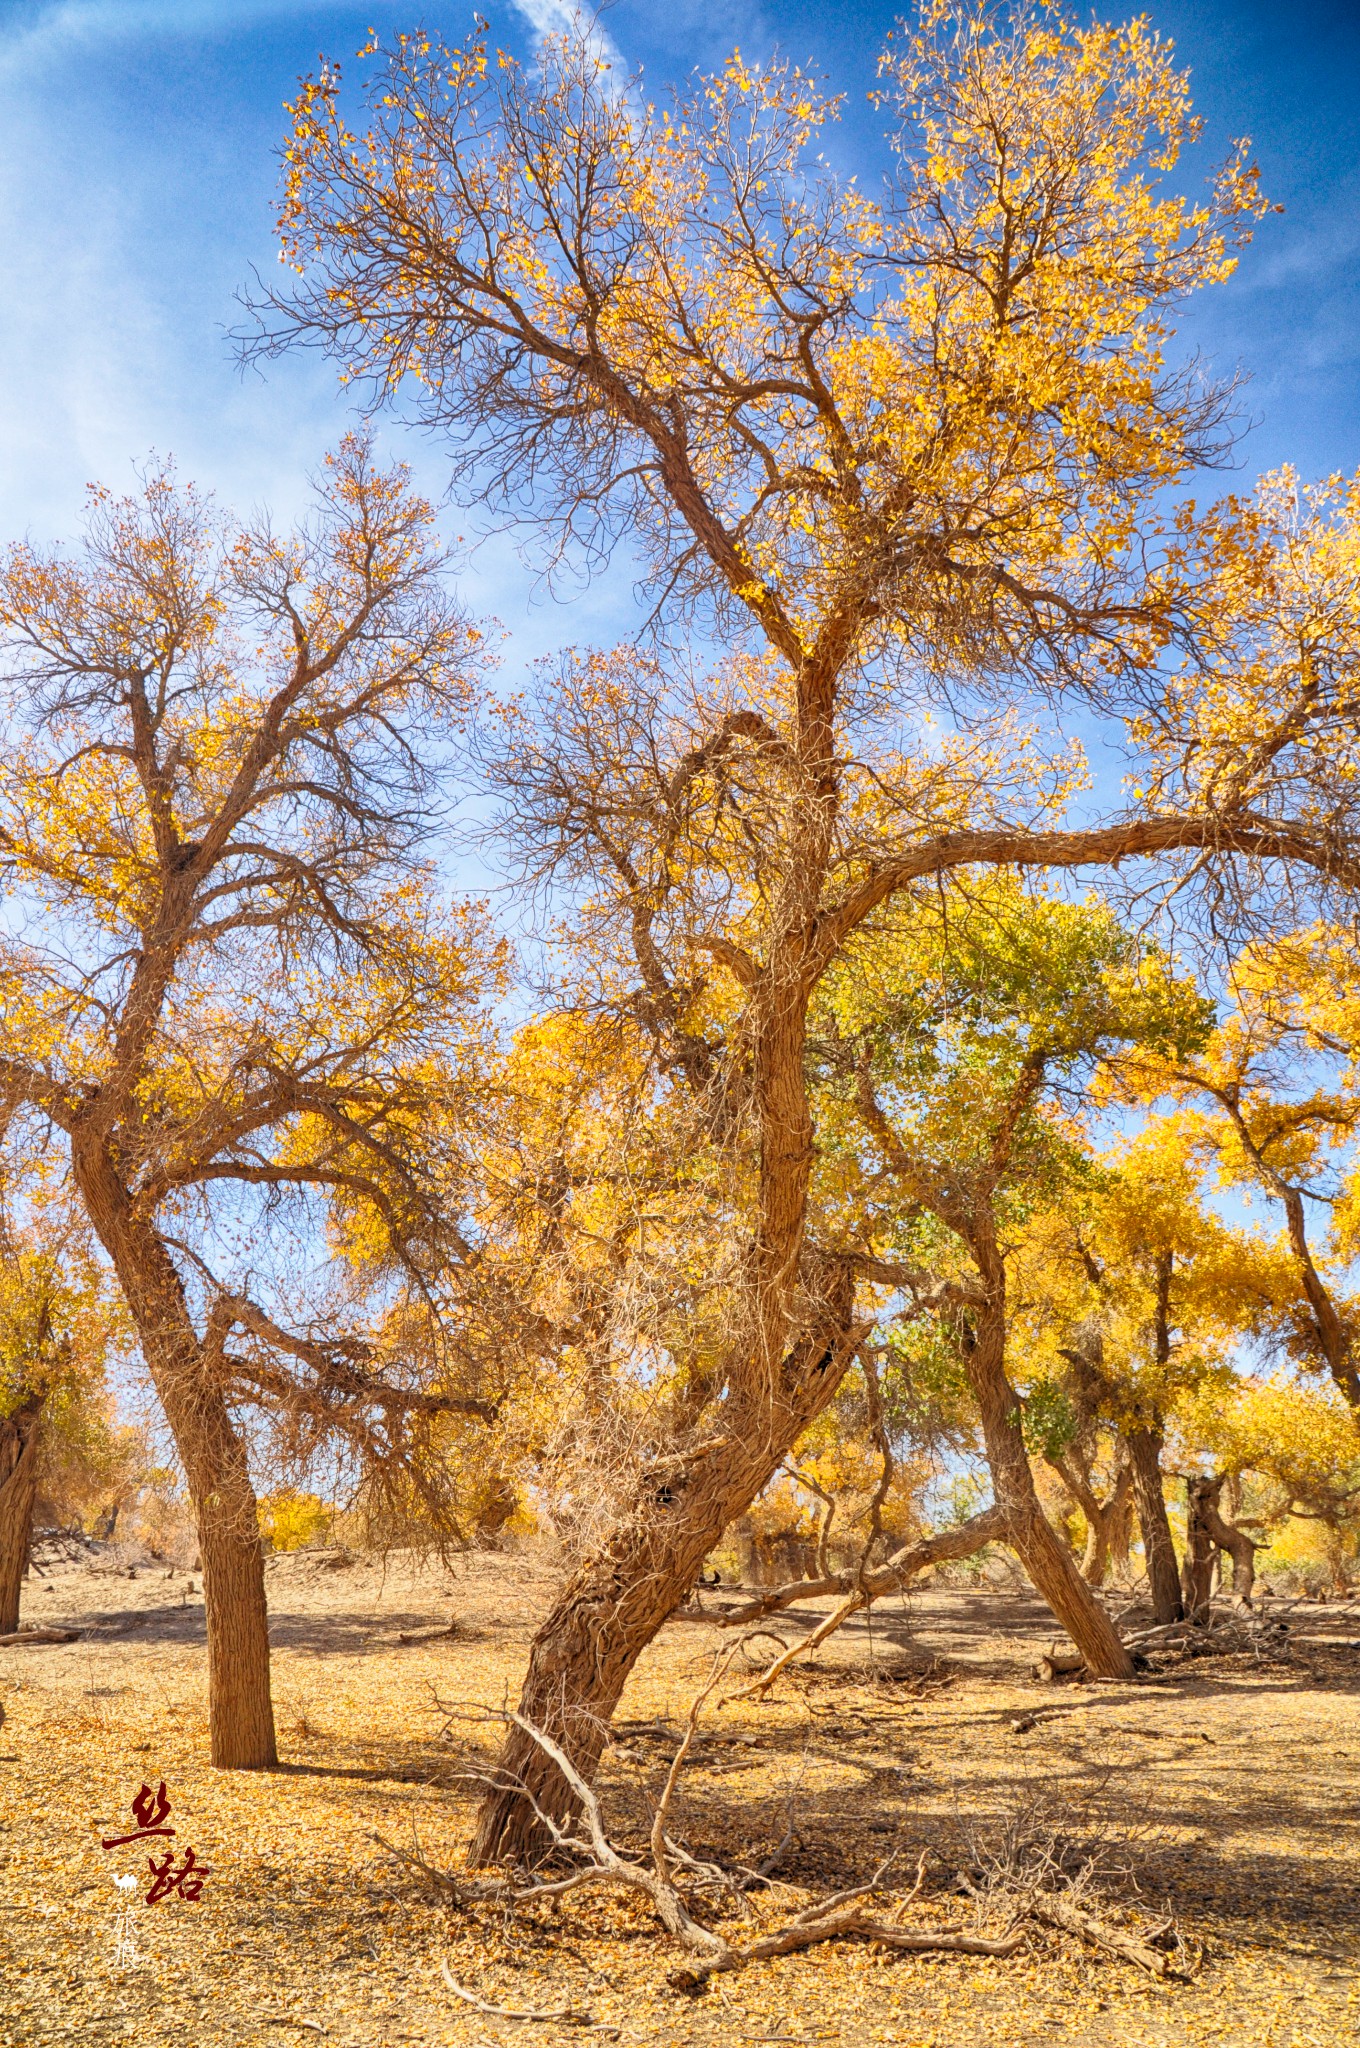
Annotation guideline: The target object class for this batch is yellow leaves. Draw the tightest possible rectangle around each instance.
[1183,1376,1360,1498]
[257,1488,333,1551]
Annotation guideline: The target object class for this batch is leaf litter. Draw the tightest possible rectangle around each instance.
[0,1548,1357,2046]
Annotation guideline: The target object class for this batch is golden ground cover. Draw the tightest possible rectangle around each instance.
[1,1547,1357,2047]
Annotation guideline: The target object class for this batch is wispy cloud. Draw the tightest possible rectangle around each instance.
[0,0,335,79]
[506,0,625,75]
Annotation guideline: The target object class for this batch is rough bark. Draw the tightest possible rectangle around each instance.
[0,1393,43,1635]
[1107,1465,1135,1577]
[1202,1491,1261,1605]
[467,1269,860,1866]
[962,1273,1134,1678]
[1047,1454,1133,1587]
[1183,1473,1260,1612]
[1182,1475,1219,1621]
[73,1132,276,1768]
[1126,1424,1183,1624]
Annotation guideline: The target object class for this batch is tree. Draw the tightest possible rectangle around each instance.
[1014,1118,1288,1617]
[256,1,1360,1858]
[0,1191,123,1632]
[810,880,1212,1665]
[1122,935,1360,1413]
[0,440,503,1764]
[1184,1376,1360,1594]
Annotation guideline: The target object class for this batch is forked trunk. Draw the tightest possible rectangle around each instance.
[1126,1425,1183,1623]
[468,1280,858,1866]
[74,1136,277,1768]
[0,1393,43,1635]
[1195,1475,1259,1605]
[1081,1465,1133,1586]
[1048,1455,1132,1587]
[964,1302,1134,1678]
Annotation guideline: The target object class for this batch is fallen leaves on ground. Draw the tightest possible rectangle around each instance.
[1,1550,1357,2046]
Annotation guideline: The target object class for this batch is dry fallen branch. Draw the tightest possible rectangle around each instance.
[1121,1609,1296,1666]
[406,1661,1192,1997]
[1025,1892,1177,1977]
[952,1779,1189,1982]
[720,1506,1009,1627]
[419,1670,1030,1991]
[439,1960,594,2025]
[370,1830,466,1903]
[719,1508,1008,1703]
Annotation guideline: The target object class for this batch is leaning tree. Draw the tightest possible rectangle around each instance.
[256,3,1360,1854]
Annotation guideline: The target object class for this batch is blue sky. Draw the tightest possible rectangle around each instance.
[0,0,1358,664]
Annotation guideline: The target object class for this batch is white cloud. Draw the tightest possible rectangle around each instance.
[0,0,331,78]
[506,0,626,77]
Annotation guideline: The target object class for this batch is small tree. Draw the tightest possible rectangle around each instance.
[0,441,502,1764]
[1130,937,1360,1413]
[810,880,1212,1662]
[1015,1123,1295,1620]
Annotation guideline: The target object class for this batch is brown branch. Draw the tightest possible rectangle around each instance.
[719,1503,1010,1628]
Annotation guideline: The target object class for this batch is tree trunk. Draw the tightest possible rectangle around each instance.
[962,1267,1133,1679]
[0,1394,44,1635]
[1126,1425,1183,1623]
[1182,1475,1218,1621]
[1279,1186,1360,1410]
[1107,1462,1135,1579]
[170,1382,277,1767]
[1184,1473,1259,1611]
[73,1134,277,1768]
[468,1270,860,1866]
[1047,1454,1132,1587]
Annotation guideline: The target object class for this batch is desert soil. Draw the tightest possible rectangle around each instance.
[1,1542,1358,2047]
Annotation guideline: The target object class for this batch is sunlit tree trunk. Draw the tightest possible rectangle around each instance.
[73,1135,276,1768]
[0,1392,43,1635]
[468,1274,858,1866]
[1182,1474,1219,1621]
[961,1250,1134,1680]
[1047,1454,1133,1587]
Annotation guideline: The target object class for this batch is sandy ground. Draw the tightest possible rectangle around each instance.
[1,1541,1358,2047]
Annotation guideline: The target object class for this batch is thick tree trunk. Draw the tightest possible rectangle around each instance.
[73,1135,277,1768]
[961,1252,1133,1679]
[0,1394,43,1635]
[1199,1480,1260,1605]
[468,1271,859,1866]
[1126,1425,1183,1623]
[166,1378,277,1767]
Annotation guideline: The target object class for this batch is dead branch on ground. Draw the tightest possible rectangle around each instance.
[717,1506,1008,1702]
[397,1654,1195,1996]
